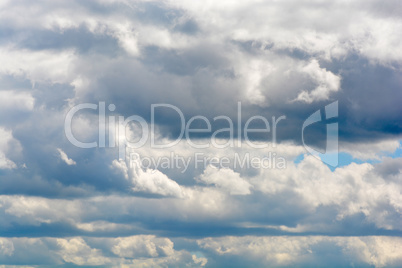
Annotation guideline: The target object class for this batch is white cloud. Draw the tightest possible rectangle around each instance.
[0,127,19,169]
[0,48,76,85]
[0,1,401,266]
[112,23,140,57]
[57,148,76,165]
[57,237,110,266]
[2,148,401,233]
[0,236,206,267]
[112,235,174,258]
[0,235,401,267]
[340,139,401,160]
[0,153,16,170]
[76,221,131,232]
[1,195,82,226]
[0,91,34,111]
[198,235,402,267]
[286,155,402,230]
[0,238,14,257]
[192,254,208,267]
[112,158,185,198]
[198,165,253,195]
[338,236,402,267]
[241,59,272,106]
[295,59,341,103]
[168,0,402,65]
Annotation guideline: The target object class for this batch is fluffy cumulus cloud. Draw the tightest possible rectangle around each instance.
[198,165,253,195]
[0,0,401,267]
[295,59,341,103]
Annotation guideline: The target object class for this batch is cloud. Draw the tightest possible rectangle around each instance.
[0,48,76,85]
[112,157,185,198]
[0,91,34,112]
[0,238,14,257]
[0,0,401,266]
[295,59,341,103]
[1,151,401,238]
[0,154,16,170]
[0,127,20,169]
[111,235,174,258]
[1,235,401,267]
[56,237,110,266]
[197,165,253,195]
[57,148,76,165]
[198,235,402,267]
[340,139,401,160]
[0,236,206,267]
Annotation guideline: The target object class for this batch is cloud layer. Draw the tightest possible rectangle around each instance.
[0,0,401,267]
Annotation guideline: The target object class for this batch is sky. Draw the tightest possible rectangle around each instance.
[0,0,402,267]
